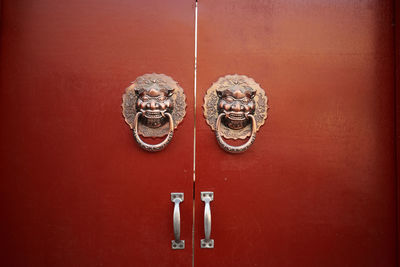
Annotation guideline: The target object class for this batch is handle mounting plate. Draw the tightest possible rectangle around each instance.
[200,239,214,249]
[171,192,184,202]
[171,240,185,250]
[201,191,214,202]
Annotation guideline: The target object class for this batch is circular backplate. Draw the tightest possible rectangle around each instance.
[203,74,268,140]
[122,73,186,137]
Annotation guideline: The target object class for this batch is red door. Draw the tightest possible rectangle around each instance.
[0,0,194,266]
[1,0,398,267]
[195,0,397,266]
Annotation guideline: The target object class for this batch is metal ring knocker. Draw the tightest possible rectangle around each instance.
[203,74,268,153]
[215,113,257,153]
[122,73,186,152]
[133,112,174,152]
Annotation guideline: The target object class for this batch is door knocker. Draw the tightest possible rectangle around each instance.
[203,74,268,153]
[122,73,186,152]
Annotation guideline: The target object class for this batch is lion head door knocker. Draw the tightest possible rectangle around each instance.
[122,74,186,152]
[203,74,268,153]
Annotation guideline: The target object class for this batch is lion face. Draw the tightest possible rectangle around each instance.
[217,84,256,130]
[135,81,174,128]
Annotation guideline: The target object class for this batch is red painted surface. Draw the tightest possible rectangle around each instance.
[396,0,400,261]
[195,0,397,266]
[1,0,398,266]
[0,1,194,266]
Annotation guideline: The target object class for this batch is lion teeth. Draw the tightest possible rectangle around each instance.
[143,110,163,118]
[227,112,245,120]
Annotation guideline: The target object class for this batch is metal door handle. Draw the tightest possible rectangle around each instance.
[201,191,214,248]
[171,193,185,249]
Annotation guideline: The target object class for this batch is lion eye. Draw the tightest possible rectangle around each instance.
[225,96,234,102]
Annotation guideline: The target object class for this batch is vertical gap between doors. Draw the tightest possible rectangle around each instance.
[192,1,198,267]
[394,0,399,264]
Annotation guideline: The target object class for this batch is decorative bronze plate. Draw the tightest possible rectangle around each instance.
[203,74,268,153]
[122,73,186,151]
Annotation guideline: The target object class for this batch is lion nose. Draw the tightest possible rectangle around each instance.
[148,100,159,110]
[231,102,241,112]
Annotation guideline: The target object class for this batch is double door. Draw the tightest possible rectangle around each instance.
[0,0,397,266]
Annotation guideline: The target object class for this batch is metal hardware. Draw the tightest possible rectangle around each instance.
[133,112,174,152]
[122,73,186,152]
[203,74,268,153]
[215,113,256,153]
[171,192,185,249]
[201,191,214,249]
